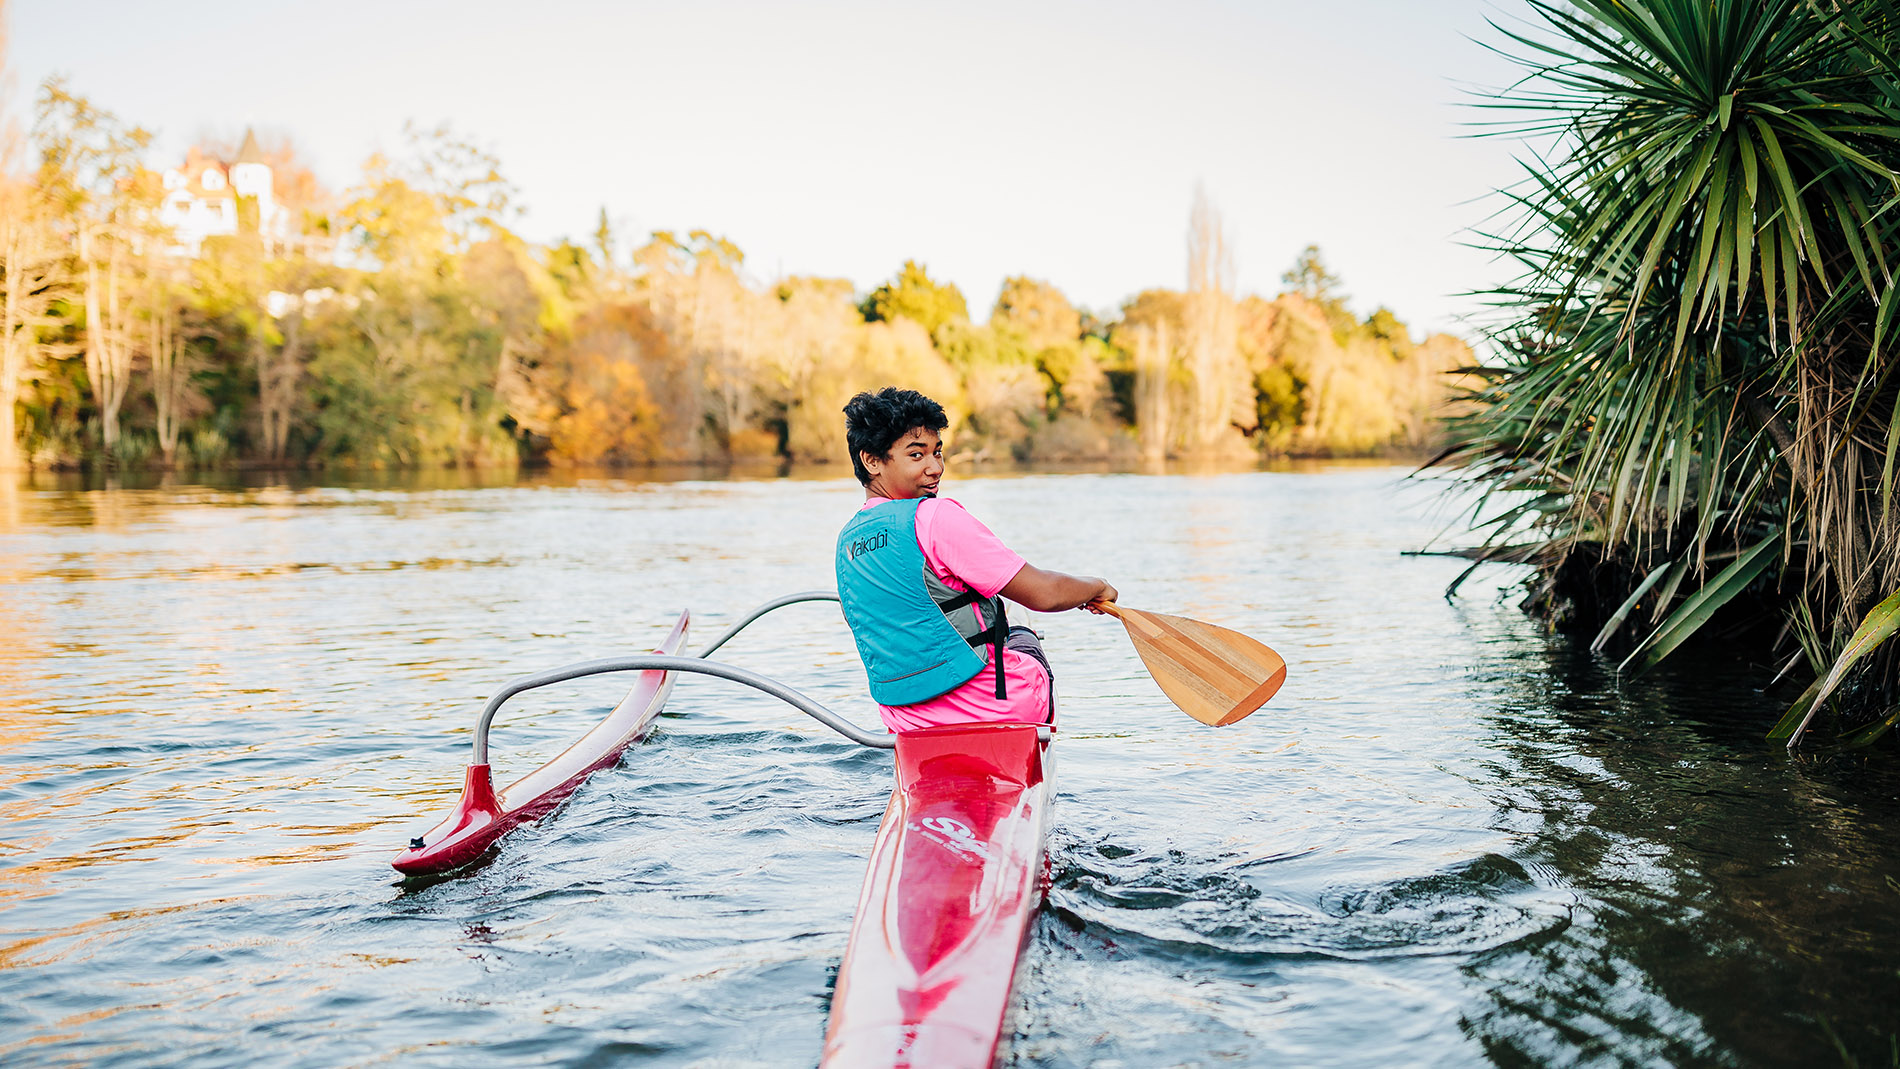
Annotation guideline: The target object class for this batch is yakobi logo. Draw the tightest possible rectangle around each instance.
[848,530,890,559]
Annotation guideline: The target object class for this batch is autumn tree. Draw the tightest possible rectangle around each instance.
[759,275,962,463]
[1183,188,1253,454]
[464,236,548,452]
[539,300,669,464]
[764,276,861,459]
[0,6,64,472]
[396,121,518,252]
[1237,255,1468,456]
[991,275,1108,422]
[622,229,762,459]
[188,232,272,461]
[0,180,67,471]
[681,231,764,453]
[991,275,1080,351]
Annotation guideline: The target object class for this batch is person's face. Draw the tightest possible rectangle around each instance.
[863,427,944,499]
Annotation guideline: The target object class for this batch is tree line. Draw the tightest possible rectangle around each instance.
[0,78,1471,473]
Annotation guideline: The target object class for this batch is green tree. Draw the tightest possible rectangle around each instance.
[309,139,518,468]
[860,260,967,336]
[189,232,273,462]
[1360,307,1413,360]
[1280,244,1355,340]
[932,319,1029,370]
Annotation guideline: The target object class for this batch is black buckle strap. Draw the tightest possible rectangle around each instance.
[937,589,984,612]
[958,619,1011,700]
[941,588,1008,700]
[993,625,1006,700]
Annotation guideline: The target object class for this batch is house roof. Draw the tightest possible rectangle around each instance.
[235,128,265,165]
[176,147,232,196]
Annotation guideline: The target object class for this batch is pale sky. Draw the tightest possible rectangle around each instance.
[9,0,1532,337]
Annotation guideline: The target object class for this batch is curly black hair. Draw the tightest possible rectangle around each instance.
[843,388,948,485]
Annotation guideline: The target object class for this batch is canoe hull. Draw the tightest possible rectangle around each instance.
[823,721,1054,1068]
[392,611,689,876]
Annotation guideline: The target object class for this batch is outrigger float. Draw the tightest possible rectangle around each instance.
[396,592,1055,1068]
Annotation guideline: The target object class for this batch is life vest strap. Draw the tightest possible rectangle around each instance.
[935,588,984,612]
[931,587,1009,699]
[989,620,1007,699]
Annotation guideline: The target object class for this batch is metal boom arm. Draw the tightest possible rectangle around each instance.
[472,654,896,761]
[695,590,840,659]
[469,591,1049,765]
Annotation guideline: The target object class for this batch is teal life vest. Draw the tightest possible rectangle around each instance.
[836,497,1011,706]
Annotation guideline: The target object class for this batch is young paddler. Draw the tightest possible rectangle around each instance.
[835,387,1117,731]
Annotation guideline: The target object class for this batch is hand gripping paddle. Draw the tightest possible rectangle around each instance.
[1096,602,1286,726]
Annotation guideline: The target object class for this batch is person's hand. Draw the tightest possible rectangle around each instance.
[1082,579,1118,613]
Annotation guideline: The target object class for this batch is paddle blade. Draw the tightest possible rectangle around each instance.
[1115,607,1285,726]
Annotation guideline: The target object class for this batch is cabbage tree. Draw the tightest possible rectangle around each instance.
[1450,0,1900,747]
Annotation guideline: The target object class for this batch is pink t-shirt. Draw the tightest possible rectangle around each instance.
[858,496,1051,732]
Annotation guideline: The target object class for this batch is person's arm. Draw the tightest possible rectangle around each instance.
[999,564,1118,614]
[920,499,1118,614]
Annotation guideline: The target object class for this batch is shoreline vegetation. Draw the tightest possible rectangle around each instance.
[1449,0,1900,748]
[0,68,1471,477]
[4,453,1430,492]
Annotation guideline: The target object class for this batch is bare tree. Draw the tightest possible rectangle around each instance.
[1133,320,1172,463]
[81,229,141,450]
[1185,186,1245,453]
[147,281,191,464]
[260,295,302,464]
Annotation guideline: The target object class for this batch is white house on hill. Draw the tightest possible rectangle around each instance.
[158,129,284,256]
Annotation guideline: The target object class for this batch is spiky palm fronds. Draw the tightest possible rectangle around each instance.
[1452,0,1900,747]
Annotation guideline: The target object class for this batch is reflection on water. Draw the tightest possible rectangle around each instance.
[0,465,1895,1067]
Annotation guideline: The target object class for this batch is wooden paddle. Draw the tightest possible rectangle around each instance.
[1095,602,1285,726]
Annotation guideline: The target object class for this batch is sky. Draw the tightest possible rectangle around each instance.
[9,0,1534,336]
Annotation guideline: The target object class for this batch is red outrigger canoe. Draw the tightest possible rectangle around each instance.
[395,594,1058,1064]
[823,721,1055,1068]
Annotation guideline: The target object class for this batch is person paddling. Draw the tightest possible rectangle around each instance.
[835,387,1117,732]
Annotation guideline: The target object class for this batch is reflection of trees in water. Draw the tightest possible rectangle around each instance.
[1466,632,1900,1066]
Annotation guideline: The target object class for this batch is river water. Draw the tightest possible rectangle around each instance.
[0,465,1895,1068]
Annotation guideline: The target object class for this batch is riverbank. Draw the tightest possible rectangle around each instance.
[0,450,1440,490]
